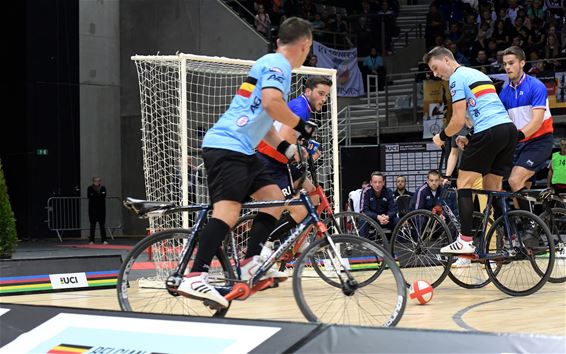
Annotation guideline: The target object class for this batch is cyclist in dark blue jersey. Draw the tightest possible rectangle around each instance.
[256,76,332,246]
[177,17,316,308]
[423,46,517,255]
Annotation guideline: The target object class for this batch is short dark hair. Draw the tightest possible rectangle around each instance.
[371,171,385,180]
[422,46,456,64]
[502,46,526,61]
[305,76,332,91]
[427,170,441,178]
[278,17,312,45]
[396,176,407,182]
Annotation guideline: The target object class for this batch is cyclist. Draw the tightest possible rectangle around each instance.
[423,46,517,255]
[177,17,316,308]
[499,46,554,211]
[256,76,332,245]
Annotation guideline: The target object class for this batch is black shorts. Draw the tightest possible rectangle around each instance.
[513,133,553,172]
[459,122,517,177]
[202,148,276,204]
[256,153,302,199]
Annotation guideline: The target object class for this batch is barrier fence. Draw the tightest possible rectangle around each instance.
[46,196,123,241]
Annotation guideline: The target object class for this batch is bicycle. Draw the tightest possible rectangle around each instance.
[528,188,566,283]
[228,153,388,282]
[118,143,407,327]
[391,183,491,289]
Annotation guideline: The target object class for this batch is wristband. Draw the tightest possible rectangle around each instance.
[517,130,525,141]
[439,129,449,142]
[276,140,297,160]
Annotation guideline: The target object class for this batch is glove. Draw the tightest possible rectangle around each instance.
[306,139,320,155]
[517,130,525,141]
[432,205,442,216]
[293,119,317,140]
[276,140,298,161]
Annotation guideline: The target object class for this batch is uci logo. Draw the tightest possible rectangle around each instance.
[60,276,79,284]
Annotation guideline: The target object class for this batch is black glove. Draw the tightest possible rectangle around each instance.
[517,130,525,141]
[293,119,317,140]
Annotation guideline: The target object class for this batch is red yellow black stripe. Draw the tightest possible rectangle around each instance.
[469,81,496,97]
[236,76,257,98]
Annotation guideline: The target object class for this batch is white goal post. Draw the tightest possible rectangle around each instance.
[132,53,339,231]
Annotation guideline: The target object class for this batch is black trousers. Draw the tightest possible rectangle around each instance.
[89,218,107,242]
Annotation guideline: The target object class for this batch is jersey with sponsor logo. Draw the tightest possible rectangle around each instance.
[499,73,553,142]
[257,94,313,163]
[202,53,292,155]
[449,66,511,133]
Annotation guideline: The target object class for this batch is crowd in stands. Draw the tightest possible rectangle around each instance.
[241,0,401,56]
[425,0,565,74]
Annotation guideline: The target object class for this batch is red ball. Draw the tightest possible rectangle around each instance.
[409,280,434,305]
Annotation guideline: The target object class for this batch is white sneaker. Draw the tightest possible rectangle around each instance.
[240,255,288,281]
[451,257,472,268]
[440,237,476,254]
[260,241,274,259]
[177,272,228,308]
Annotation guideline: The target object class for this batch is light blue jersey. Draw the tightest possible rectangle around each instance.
[202,53,292,155]
[449,66,510,133]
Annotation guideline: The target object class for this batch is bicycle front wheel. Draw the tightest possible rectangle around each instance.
[117,229,235,316]
[391,210,453,288]
[539,208,566,283]
[484,211,555,296]
[293,234,406,327]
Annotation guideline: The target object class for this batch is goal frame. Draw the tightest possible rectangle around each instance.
[131,53,339,230]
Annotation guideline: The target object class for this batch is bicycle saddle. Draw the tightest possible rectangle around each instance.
[536,188,555,203]
[123,197,176,217]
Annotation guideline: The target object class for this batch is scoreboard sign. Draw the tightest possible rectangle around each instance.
[380,143,443,193]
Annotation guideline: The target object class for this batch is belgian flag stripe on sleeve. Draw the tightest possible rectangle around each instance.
[469,81,496,97]
[236,76,258,98]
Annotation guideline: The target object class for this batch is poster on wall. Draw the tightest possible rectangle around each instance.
[312,41,365,97]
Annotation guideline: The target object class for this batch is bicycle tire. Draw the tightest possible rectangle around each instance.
[391,209,453,288]
[447,211,493,289]
[293,234,406,327]
[323,211,389,249]
[484,210,555,296]
[117,228,235,316]
[539,208,566,283]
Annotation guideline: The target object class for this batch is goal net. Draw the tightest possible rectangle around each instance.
[132,53,339,231]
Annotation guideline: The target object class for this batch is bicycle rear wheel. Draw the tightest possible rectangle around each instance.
[391,210,453,288]
[447,212,492,289]
[117,229,235,316]
[324,211,389,248]
[484,211,555,296]
[539,208,566,283]
[293,234,406,327]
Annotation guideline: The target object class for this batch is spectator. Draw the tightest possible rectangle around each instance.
[511,16,530,43]
[87,176,107,245]
[394,175,413,198]
[254,4,271,38]
[361,171,398,232]
[506,0,523,26]
[410,170,457,215]
[548,137,566,195]
[448,23,462,43]
[448,41,471,66]
[528,18,546,53]
[425,4,445,49]
[527,0,545,20]
[490,50,506,73]
[491,19,510,48]
[460,14,479,48]
[362,47,385,91]
[348,180,369,213]
[308,54,318,67]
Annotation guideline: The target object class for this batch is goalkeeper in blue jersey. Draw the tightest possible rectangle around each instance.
[257,76,332,247]
[176,17,315,308]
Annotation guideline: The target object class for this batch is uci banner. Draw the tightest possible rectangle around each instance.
[313,41,365,97]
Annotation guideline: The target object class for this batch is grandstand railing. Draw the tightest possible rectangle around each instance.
[46,197,122,242]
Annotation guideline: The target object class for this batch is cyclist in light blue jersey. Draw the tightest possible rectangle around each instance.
[177,17,316,308]
[423,46,518,255]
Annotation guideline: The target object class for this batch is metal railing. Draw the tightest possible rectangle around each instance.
[46,196,123,241]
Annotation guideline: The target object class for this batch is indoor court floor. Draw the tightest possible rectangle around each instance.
[1,240,565,337]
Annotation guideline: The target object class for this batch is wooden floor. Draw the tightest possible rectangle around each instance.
[2,276,565,337]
